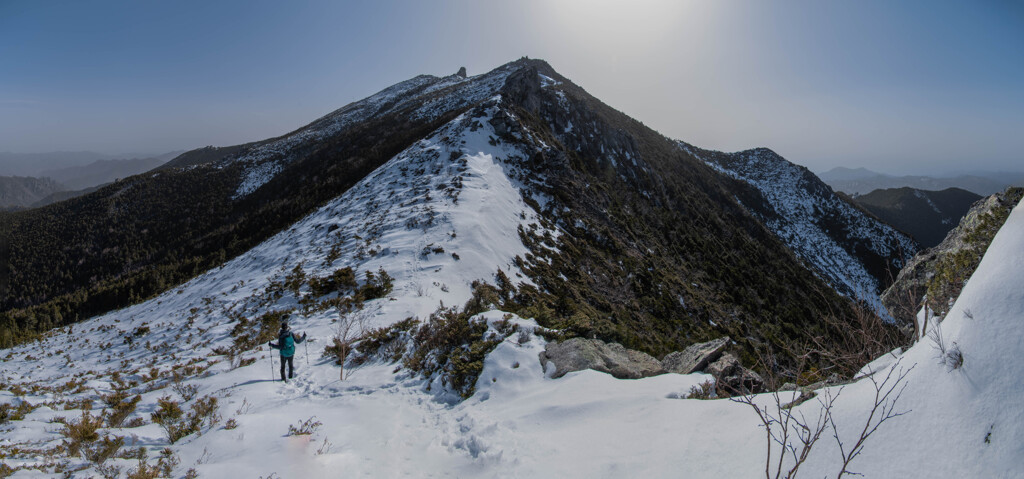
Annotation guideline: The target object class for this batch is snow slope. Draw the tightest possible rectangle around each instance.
[796,199,1024,477]
[0,98,563,476]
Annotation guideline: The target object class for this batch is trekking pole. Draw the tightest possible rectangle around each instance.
[270,344,275,381]
[304,340,309,366]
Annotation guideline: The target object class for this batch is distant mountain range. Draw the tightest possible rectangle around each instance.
[40,154,179,190]
[820,167,1024,196]
[848,187,982,248]
[0,176,66,210]
[0,151,108,177]
[0,152,180,209]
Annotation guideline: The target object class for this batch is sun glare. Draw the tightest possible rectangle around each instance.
[544,0,694,47]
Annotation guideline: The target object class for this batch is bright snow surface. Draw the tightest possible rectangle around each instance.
[3,110,1023,477]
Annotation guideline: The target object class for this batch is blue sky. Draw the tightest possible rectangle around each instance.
[1,0,1022,174]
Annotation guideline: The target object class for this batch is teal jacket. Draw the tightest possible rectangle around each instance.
[270,330,305,358]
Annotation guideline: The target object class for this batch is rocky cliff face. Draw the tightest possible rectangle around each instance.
[881,187,1024,330]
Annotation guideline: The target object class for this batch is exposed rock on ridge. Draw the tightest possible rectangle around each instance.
[662,337,730,374]
[882,187,1024,328]
[539,338,665,379]
[540,337,763,393]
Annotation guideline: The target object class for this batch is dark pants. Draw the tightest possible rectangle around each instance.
[280,355,294,380]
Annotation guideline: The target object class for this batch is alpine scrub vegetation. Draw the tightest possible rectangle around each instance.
[308,266,357,297]
[685,380,716,400]
[324,276,525,399]
[150,395,220,444]
[403,306,502,398]
[122,447,181,479]
[104,393,142,428]
[226,266,394,364]
[286,417,322,436]
[352,317,420,364]
[229,309,294,353]
[58,410,104,457]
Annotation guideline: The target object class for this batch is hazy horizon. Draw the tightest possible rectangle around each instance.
[2,0,1022,176]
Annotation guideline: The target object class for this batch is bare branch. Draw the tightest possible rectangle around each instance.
[833,358,914,478]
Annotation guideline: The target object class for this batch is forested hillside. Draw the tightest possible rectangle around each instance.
[851,187,981,248]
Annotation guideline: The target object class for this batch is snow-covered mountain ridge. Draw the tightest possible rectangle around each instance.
[7,58,911,374]
[685,143,918,304]
[228,65,520,197]
[2,60,541,341]
[1,140,1021,477]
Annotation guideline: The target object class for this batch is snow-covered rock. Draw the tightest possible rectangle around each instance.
[704,353,764,394]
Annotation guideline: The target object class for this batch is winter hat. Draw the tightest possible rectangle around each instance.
[280,322,290,331]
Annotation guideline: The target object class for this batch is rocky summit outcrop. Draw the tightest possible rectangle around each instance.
[661,337,730,374]
[539,338,665,379]
[882,187,1024,329]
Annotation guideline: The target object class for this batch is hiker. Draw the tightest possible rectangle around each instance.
[269,322,307,381]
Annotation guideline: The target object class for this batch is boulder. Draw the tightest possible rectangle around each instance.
[661,337,730,374]
[539,338,665,379]
[705,353,765,395]
[457,66,467,78]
